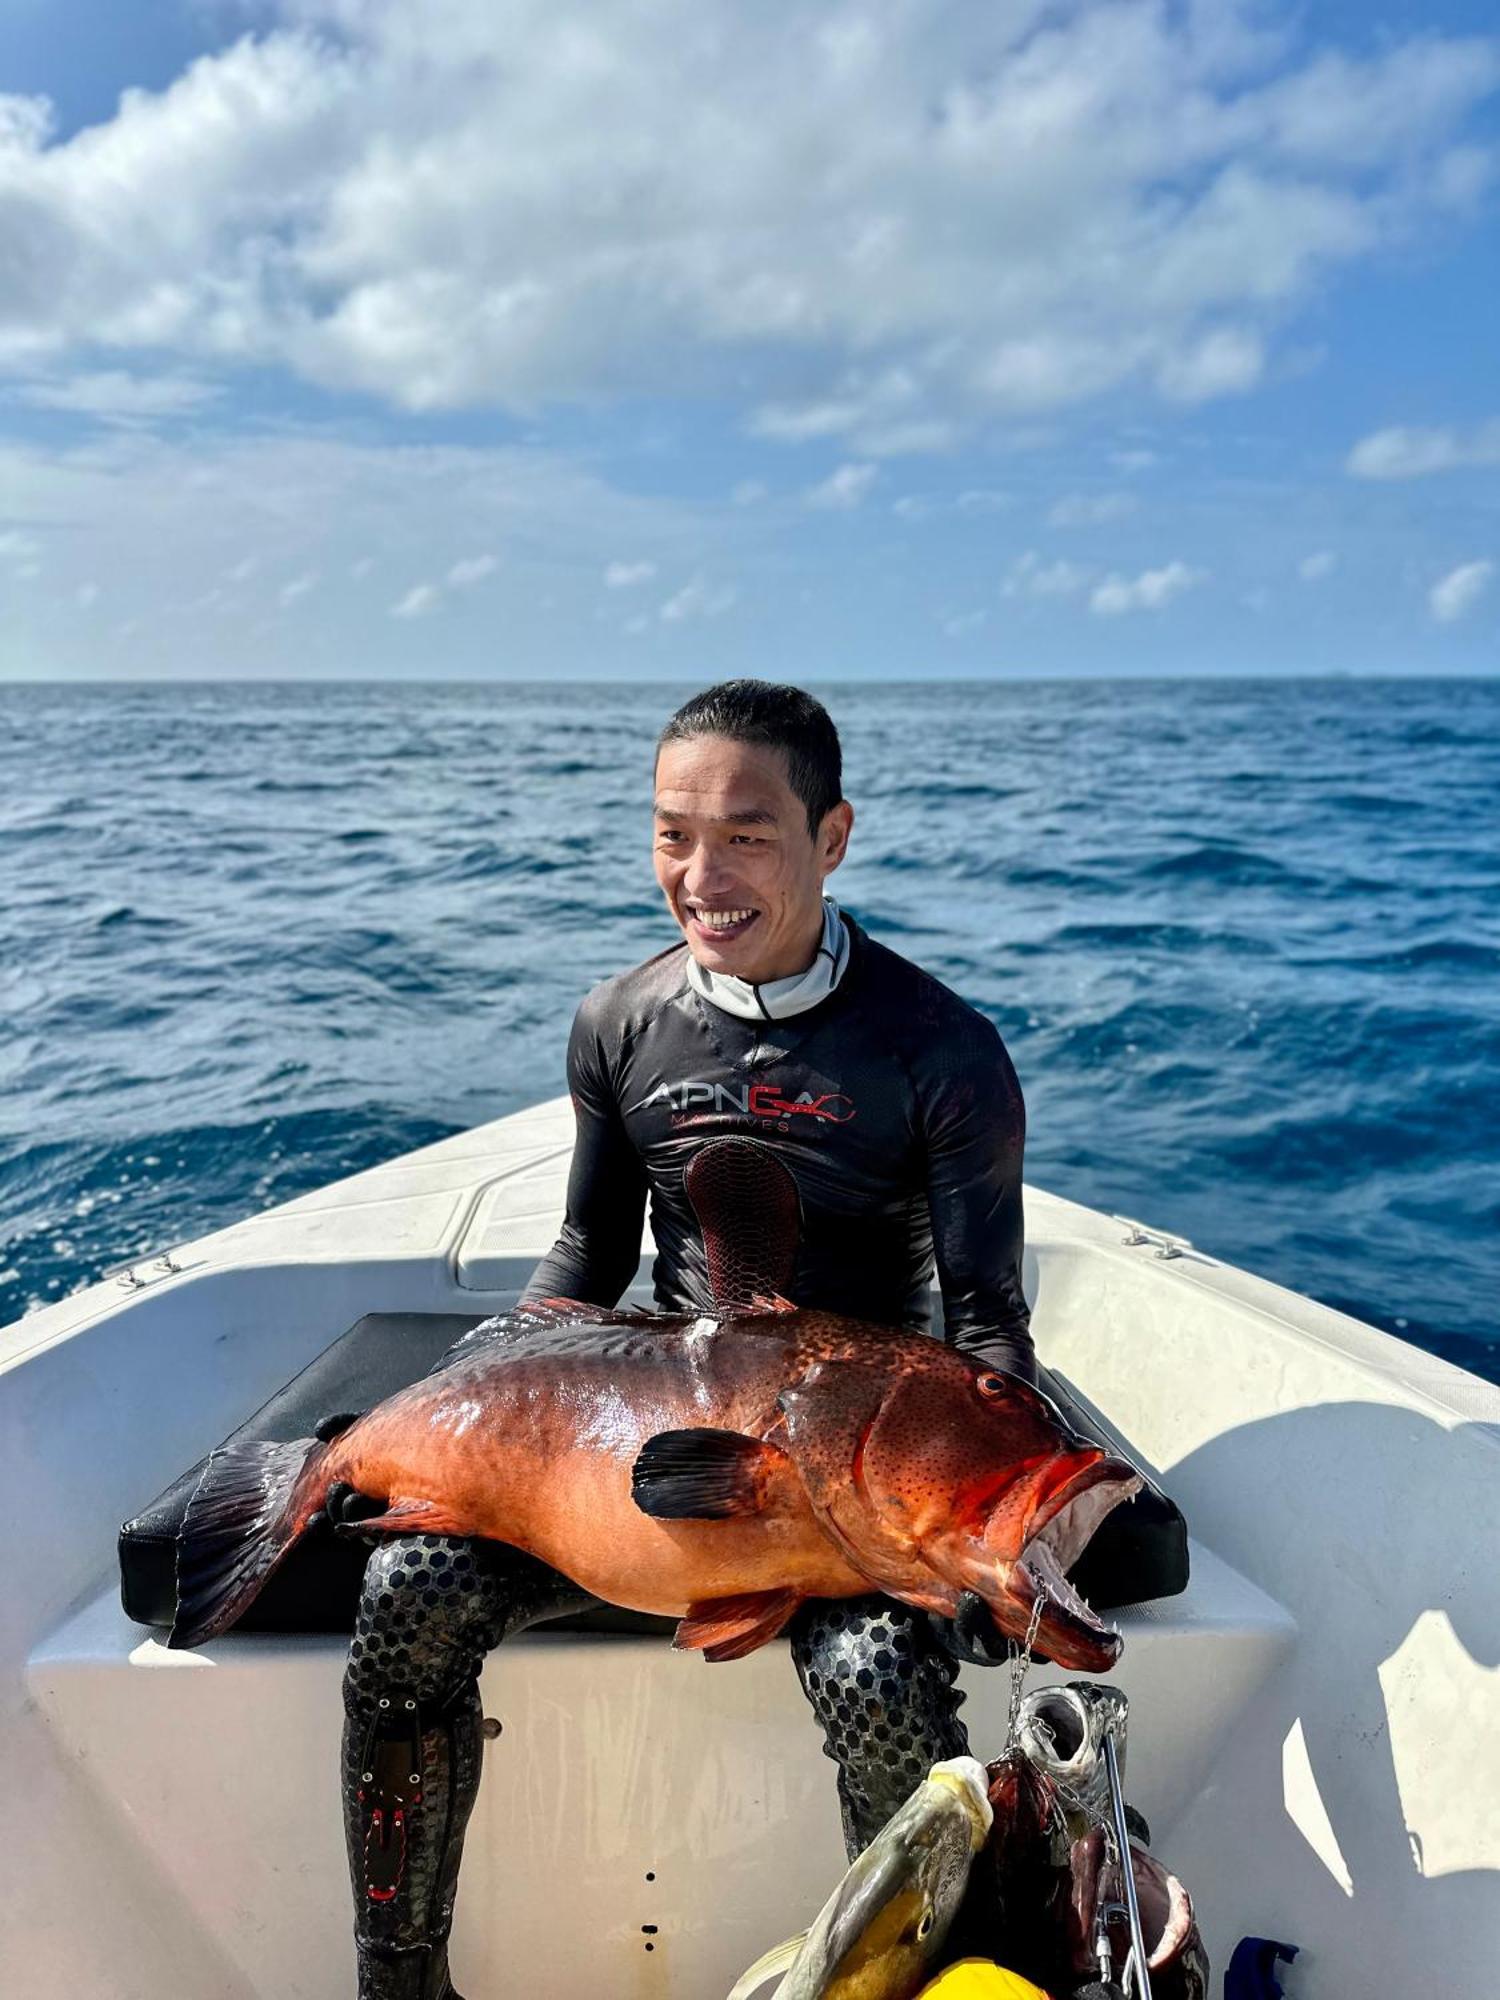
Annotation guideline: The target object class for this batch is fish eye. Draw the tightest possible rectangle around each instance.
[916,1907,934,1940]
[975,1372,1008,1398]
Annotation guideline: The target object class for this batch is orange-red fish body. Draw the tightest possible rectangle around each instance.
[303,1299,1137,1666]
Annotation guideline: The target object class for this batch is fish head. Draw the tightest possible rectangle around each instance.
[786,1348,1140,1672]
[777,1757,992,2000]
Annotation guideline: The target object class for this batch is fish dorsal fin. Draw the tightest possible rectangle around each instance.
[632,1428,793,1520]
[748,1291,797,1315]
[685,1138,802,1312]
[726,1930,810,1999]
[675,1587,804,1661]
[434,1297,647,1370]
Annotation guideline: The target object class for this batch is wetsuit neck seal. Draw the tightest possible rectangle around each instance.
[685,897,850,1022]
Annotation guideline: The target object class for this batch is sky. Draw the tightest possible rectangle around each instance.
[1,0,1498,680]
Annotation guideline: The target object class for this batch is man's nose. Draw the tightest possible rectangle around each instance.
[683,843,736,898]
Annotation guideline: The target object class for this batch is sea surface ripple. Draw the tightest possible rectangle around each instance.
[2,677,1496,1384]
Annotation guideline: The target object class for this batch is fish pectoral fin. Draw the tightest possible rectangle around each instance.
[726,1930,810,1999]
[675,1588,803,1662]
[632,1427,791,1520]
[746,1291,797,1315]
[334,1496,472,1539]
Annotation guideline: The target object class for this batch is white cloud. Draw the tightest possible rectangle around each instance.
[1347,420,1500,480]
[1155,327,1265,402]
[447,553,496,588]
[730,480,767,506]
[75,581,99,608]
[1429,559,1494,623]
[0,3,1491,446]
[390,582,439,618]
[0,425,709,675]
[660,576,737,623]
[604,560,656,589]
[1090,561,1204,615]
[1112,449,1160,473]
[805,462,877,510]
[1299,550,1337,581]
[956,489,1012,515]
[1002,551,1091,599]
[278,571,318,606]
[941,609,988,638]
[14,371,219,422]
[1048,492,1138,528]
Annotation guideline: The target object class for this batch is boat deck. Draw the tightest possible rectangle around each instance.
[6,1099,1498,1997]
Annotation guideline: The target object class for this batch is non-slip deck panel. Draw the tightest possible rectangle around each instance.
[119,1312,1187,1635]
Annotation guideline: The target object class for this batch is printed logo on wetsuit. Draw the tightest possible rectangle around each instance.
[632,1077,856,1126]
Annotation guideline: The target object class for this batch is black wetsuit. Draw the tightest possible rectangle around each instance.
[525,911,1034,1379]
[341,915,1030,2000]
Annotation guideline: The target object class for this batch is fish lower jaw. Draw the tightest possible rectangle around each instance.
[1014,1538,1122,1668]
[996,1468,1142,1669]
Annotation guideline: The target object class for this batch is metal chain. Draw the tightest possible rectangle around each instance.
[1003,1588,1047,1751]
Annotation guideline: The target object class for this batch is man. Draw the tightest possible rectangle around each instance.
[339,681,1033,1999]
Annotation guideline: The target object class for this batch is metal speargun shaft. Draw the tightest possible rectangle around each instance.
[1103,1728,1152,2000]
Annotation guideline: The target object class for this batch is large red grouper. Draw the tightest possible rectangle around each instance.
[170,1296,1141,1667]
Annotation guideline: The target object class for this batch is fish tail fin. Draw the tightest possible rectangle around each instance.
[727,1931,808,1999]
[169,1435,333,1649]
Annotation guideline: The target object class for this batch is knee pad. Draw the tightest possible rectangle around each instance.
[345,1538,511,1714]
[792,1596,971,1856]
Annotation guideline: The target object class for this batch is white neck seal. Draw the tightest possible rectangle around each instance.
[686,897,850,1022]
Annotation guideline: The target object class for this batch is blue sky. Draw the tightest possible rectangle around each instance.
[1,0,1498,679]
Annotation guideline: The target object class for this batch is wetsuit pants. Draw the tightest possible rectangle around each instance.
[342,1536,971,1999]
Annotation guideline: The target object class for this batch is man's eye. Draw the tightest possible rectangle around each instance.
[656,829,686,843]
[729,834,764,845]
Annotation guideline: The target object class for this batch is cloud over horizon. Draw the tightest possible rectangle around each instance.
[2,1,1498,678]
[0,0,1495,452]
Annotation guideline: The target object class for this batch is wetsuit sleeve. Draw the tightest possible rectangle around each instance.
[918,1016,1036,1384]
[521,995,648,1309]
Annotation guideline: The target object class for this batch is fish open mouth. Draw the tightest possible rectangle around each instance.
[1010,1461,1142,1670]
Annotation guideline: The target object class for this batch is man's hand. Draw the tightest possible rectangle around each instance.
[322,1480,388,1539]
[927,1590,1015,1668]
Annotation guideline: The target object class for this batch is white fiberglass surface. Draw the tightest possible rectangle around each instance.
[6,1099,1498,1995]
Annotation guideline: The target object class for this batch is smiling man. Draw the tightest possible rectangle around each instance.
[524,680,1036,1352]
[339,681,1034,1999]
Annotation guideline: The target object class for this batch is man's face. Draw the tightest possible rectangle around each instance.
[653,734,853,984]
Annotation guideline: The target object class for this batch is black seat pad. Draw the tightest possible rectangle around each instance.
[119,1312,1187,1636]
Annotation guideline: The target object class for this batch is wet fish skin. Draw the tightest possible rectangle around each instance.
[171,1297,1138,1666]
[728,1758,994,2000]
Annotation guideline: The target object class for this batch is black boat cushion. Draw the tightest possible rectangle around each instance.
[119,1312,1187,1636]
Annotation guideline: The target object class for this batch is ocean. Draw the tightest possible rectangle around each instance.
[1,676,1496,1384]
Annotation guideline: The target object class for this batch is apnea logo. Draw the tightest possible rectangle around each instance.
[634,1077,856,1125]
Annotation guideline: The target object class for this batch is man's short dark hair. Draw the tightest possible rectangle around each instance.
[657,680,843,837]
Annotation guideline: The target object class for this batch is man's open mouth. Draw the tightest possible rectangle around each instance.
[687,905,759,943]
[1008,1463,1141,1669]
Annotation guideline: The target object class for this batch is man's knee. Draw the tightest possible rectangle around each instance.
[790,1595,971,1855]
[345,1537,504,1712]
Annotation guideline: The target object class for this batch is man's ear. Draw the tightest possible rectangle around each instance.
[819,800,854,876]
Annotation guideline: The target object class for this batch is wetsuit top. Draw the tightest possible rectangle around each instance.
[524,912,1035,1381]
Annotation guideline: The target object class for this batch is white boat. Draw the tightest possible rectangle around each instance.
[4,1097,1497,1997]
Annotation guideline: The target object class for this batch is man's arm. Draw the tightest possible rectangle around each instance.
[919,1013,1036,1384]
[522,997,648,1309]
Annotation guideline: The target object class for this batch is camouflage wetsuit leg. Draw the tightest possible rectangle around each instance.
[344,1547,967,1994]
[790,1593,971,1859]
[342,1535,591,2000]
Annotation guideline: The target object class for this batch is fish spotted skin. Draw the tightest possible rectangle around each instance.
[172,1297,1138,1664]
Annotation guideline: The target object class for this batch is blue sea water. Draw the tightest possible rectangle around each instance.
[1,677,1496,1384]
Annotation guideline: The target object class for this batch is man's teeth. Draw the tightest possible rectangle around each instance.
[696,908,755,929]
